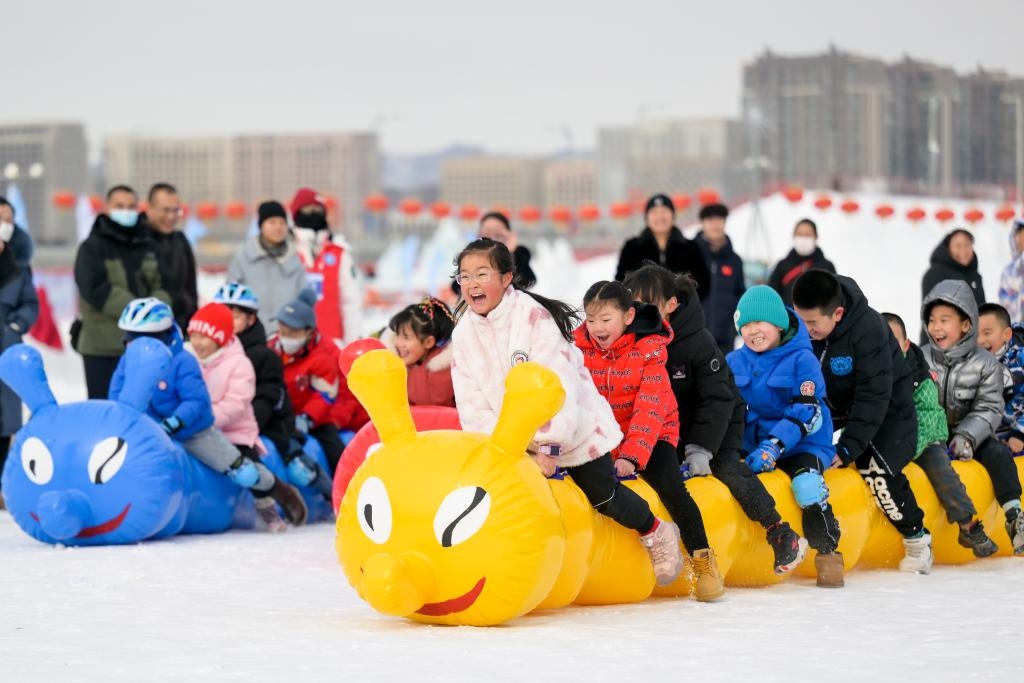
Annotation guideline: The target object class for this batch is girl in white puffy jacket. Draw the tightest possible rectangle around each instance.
[450,238,684,586]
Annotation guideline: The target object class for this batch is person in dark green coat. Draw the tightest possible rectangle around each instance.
[883,312,997,557]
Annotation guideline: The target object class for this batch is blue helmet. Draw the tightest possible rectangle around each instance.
[213,281,260,312]
[118,298,173,333]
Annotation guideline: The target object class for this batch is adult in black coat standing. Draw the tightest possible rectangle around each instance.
[624,264,807,574]
[920,229,985,344]
[614,194,711,299]
[695,203,745,355]
[768,218,836,306]
[146,183,198,332]
[793,270,932,571]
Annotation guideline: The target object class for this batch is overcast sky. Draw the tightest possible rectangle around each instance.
[3,0,1022,157]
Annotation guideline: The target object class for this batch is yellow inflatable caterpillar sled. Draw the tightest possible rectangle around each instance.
[335,350,1024,626]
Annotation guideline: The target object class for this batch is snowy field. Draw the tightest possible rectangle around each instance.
[2,190,1022,681]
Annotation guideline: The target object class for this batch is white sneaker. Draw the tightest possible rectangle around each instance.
[898,532,933,574]
[640,519,685,586]
[255,497,288,533]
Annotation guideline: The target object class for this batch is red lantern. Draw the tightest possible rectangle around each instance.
[935,208,955,223]
[459,204,480,221]
[840,200,859,214]
[670,193,691,212]
[196,202,219,221]
[610,202,633,219]
[577,204,601,222]
[549,206,573,223]
[875,204,894,219]
[399,197,422,217]
[964,208,984,224]
[782,186,804,203]
[138,200,150,214]
[518,205,542,223]
[813,195,833,210]
[364,193,390,213]
[906,207,926,222]
[225,201,247,220]
[430,201,451,219]
[89,195,104,213]
[696,188,720,206]
[322,194,339,212]
[996,206,1016,222]
[51,191,76,211]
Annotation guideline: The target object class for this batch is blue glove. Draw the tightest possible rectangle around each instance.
[286,453,318,487]
[227,455,259,488]
[295,413,314,436]
[161,415,183,436]
[746,439,782,473]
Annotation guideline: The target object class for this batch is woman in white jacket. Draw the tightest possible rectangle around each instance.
[450,239,683,586]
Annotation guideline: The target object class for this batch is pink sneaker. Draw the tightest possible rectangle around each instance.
[255,497,288,533]
[640,519,684,586]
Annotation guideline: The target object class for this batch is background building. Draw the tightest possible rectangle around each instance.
[440,156,545,211]
[0,122,88,244]
[543,158,596,209]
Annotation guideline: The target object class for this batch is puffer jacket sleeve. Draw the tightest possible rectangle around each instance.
[913,379,949,454]
[302,349,339,427]
[451,327,499,435]
[835,325,893,459]
[526,316,581,448]
[174,354,214,429]
[618,343,675,468]
[953,356,1005,446]
[614,239,639,282]
[251,350,284,430]
[1003,347,1024,439]
[684,335,737,455]
[765,351,828,453]
[213,355,257,432]
[7,271,38,332]
[74,238,134,317]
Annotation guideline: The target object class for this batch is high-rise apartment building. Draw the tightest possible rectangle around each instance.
[439,156,545,211]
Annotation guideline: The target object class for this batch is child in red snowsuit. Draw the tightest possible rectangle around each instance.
[574,280,723,602]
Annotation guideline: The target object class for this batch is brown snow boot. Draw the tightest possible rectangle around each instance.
[815,552,844,588]
[268,478,308,526]
[691,548,725,602]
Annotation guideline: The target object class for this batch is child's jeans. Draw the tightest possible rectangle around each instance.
[183,427,275,493]
[916,442,975,524]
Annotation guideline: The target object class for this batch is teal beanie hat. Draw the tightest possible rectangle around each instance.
[734,285,789,332]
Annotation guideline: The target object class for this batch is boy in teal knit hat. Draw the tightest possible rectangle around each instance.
[727,285,845,587]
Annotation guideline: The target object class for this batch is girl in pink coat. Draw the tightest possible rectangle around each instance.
[187,303,265,458]
[451,238,684,586]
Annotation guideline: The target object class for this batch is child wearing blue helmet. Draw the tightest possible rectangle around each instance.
[726,285,844,587]
[109,297,308,529]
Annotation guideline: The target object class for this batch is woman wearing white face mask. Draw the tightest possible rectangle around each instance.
[768,218,837,306]
[0,197,34,267]
[0,220,39,508]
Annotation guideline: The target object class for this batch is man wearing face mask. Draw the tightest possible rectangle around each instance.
[73,185,171,398]
[145,183,198,332]
[0,197,35,268]
[289,187,362,345]
[768,218,837,306]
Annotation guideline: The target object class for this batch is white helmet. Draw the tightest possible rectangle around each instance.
[118,297,173,333]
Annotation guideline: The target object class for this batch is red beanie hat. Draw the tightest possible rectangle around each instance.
[289,187,326,216]
[187,303,234,347]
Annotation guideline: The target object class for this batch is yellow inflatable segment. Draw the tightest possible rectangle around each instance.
[336,351,1024,626]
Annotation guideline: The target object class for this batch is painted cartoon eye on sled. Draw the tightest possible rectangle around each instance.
[0,340,333,546]
[336,348,1024,627]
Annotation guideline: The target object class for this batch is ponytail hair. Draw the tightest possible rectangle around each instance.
[388,297,455,345]
[582,280,634,313]
[453,238,580,342]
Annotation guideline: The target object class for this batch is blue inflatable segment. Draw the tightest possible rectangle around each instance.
[259,435,334,523]
[0,343,332,546]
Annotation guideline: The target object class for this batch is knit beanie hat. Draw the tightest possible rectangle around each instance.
[644,193,675,216]
[273,288,318,329]
[289,187,326,216]
[258,200,288,226]
[188,302,235,347]
[734,285,789,332]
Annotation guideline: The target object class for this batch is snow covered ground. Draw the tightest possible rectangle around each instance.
[2,190,1022,681]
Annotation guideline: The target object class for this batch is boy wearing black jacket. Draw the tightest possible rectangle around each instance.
[213,282,333,500]
[624,263,808,575]
[793,270,932,573]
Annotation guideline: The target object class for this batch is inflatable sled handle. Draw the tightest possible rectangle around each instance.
[117,338,173,412]
[0,344,56,412]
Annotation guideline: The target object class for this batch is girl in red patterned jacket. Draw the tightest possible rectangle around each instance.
[574,280,724,601]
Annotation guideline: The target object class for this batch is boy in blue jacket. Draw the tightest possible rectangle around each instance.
[109,298,307,529]
[727,286,844,587]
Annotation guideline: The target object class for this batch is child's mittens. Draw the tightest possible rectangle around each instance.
[949,434,974,460]
[683,444,713,477]
[294,413,314,436]
[161,415,183,436]
[746,438,782,473]
[286,453,319,487]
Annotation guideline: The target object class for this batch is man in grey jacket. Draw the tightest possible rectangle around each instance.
[921,278,1024,553]
[227,201,307,334]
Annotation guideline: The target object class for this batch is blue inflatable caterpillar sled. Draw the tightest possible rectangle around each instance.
[0,341,332,546]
